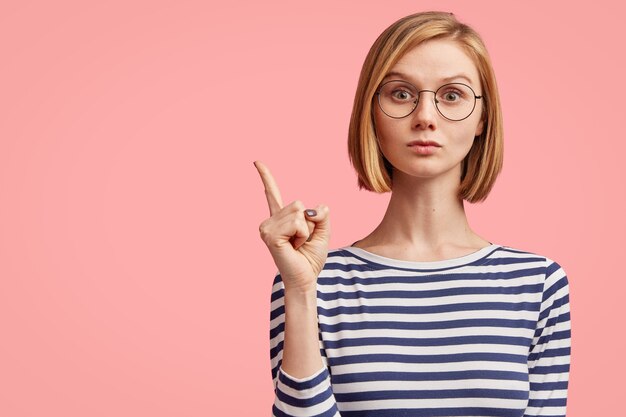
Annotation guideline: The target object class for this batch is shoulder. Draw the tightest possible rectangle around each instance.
[495,243,569,288]
[321,247,371,272]
[490,243,565,267]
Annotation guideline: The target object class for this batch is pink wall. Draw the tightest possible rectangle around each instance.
[1,0,622,415]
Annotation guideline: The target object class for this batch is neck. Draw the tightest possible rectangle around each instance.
[365,167,483,252]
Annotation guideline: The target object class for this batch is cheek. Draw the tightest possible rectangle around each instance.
[452,125,477,145]
[372,111,394,161]
[373,111,390,150]
[451,127,479,159]
[373,109,401,143]
[456,111,483,141]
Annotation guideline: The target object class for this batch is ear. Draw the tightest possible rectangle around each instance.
[475,117,485,137]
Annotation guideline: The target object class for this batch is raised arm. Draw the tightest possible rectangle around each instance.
[254,161,340,416]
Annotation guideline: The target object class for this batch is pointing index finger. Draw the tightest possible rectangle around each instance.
[254,161,284,216]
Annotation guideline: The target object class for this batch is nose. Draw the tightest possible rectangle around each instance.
[411,90,438,130]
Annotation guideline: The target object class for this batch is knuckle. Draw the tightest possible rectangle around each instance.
[258,221,275,244]
[291,216,304,229]
[292,200,305,211]
[258,223,269,239]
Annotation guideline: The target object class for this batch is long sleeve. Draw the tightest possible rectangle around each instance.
[269,272,341,417]
[525,259,571,417]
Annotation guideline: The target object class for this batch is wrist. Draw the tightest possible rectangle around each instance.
[283,277,317,295]
[284,284,318,306]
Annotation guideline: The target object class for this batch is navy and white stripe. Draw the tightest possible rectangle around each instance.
[270,243,571,417]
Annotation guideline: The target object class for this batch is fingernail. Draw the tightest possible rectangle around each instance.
[305,209,317,217]
[306,235,312,242]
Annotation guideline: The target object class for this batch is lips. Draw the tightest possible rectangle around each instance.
[407,140,441,147]
[408,141,441,155]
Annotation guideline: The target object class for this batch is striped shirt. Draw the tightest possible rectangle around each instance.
[269,243,571,417]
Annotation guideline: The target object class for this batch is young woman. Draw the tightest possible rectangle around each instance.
[255,11,571,417]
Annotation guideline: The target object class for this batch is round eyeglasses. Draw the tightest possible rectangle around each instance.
[375,80,482,121]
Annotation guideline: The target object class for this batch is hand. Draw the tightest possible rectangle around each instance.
[254,161,330,291]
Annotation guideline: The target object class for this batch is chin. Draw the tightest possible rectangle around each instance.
[393,163,461,181]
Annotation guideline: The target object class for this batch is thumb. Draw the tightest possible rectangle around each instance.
[305,204,330,242]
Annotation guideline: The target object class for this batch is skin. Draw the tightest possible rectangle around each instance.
[254,160,329,378]
[254,38,493,378]
[354,38,491,261]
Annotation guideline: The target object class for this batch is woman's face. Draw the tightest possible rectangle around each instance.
[374,38,485,183]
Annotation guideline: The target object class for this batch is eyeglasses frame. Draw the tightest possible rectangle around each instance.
[375,79,483,121]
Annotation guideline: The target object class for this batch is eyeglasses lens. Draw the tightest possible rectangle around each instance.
[377,81,477,121]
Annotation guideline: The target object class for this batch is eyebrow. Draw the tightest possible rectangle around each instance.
[383,71,475,85]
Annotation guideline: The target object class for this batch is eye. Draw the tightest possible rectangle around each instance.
[442,90,461,102]
[437,84,472,104]
[391,89,413,101]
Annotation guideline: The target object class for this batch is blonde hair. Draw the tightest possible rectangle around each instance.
[347,11,503,203]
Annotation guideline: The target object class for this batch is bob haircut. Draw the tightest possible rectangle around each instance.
[348,11,503,203]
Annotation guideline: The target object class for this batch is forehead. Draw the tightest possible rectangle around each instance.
[387,39,480,87]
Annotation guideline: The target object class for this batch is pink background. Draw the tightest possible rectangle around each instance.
[1,0,622,415]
